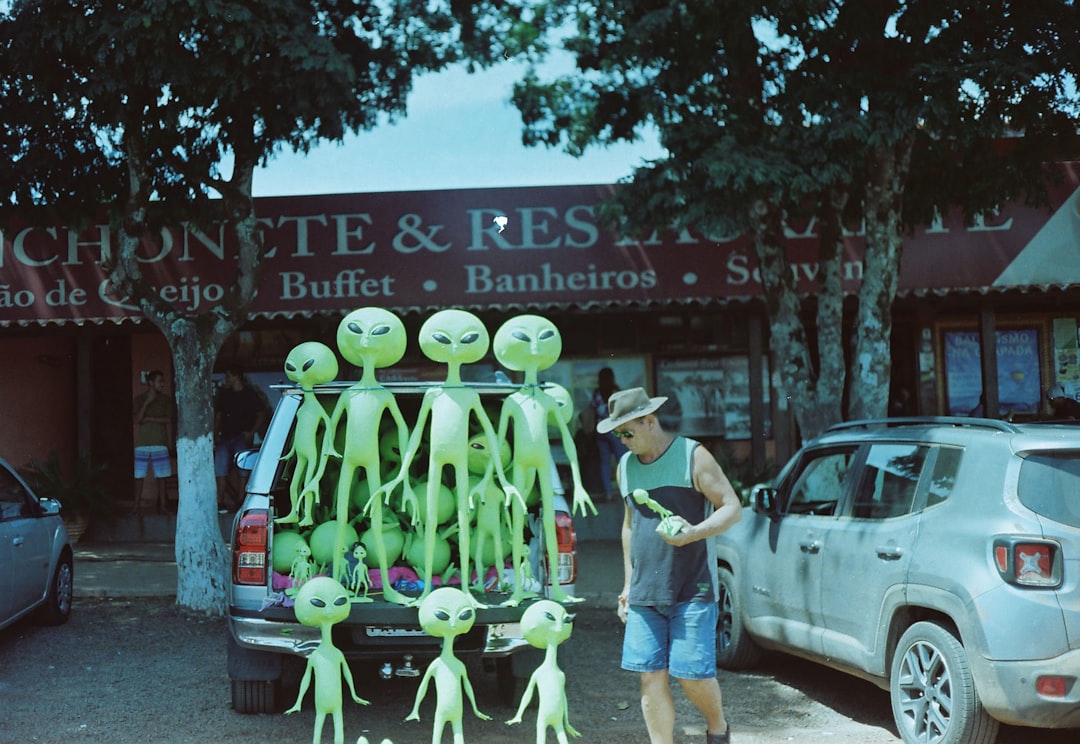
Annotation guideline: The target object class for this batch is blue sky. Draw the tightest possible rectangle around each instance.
[252,58,664,197]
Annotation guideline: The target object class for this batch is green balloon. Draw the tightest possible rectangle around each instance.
[360,518,405,566]
[404,530,452,576]
[406,478,455,525]
[309,520,359,567]
[272,530,309,574]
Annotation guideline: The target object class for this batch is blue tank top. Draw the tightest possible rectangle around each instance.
[619,436,717,605]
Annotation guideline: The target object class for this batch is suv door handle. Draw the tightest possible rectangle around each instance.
[876,545,904,560]
[799,539,821,553]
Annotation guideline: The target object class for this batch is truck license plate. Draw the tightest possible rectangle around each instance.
[364,627,427,637]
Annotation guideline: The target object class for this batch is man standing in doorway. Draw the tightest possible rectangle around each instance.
[214,366,266,513]
[600,387,743,744]
[133,370,175,514]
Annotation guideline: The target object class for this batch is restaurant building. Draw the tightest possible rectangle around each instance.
[2,168,1079,505]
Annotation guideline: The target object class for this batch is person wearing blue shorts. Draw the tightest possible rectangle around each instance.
[132,370,175,514]
[598,388,743,744]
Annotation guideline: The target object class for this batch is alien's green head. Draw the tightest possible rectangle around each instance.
[417,586,476,639]
[284,341,339,389]
[337,307,407,370]
[520,599,573,649]
[544,383,574,427]
[419,309,489,366]
[293,576,352,627]
[466,432,511,475]
[493,314,562,373]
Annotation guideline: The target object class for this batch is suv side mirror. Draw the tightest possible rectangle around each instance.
[234,450,259,474]
[752,485,781,519]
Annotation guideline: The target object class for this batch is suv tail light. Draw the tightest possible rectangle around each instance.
[233,509,269,586]
[992,537,1062,588]
[550,512,577,586]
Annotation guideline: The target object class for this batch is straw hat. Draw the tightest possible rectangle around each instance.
[596,388,668,434]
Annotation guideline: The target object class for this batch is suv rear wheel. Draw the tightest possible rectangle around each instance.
[890,621,999,744]
[231,678,280,714]
[716,566,762,669]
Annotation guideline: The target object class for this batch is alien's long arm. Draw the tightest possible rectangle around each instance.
[284,659,314,714]
[341,657,370,706]
[385,399,417,522]
[405,662,436,721]
[477,402,525,511]
[303,404,336,494]
[375,392,432,518]
[326,393,349,460]
[505,672,538,725]
[462,668,491,721]
[552,411,598,518]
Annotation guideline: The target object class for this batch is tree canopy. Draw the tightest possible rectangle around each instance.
[515,0,1079,438]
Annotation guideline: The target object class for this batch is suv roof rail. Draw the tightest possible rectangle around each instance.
[826,416,1021,434]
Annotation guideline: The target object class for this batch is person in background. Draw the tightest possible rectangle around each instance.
[600,387,742,744]
[214,366,267,513]
[1047,385,1080,419]
[591,366,626,500]
[132,370,175,514]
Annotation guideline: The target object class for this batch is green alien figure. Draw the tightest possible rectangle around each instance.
[492,314,596,604]
[406,587,491,744]
[506,599,580,743]
[278,341,340,527]
[285,576,370,744]
[631,488,686,537]
[328,307,415,605]
[379,309,521,603]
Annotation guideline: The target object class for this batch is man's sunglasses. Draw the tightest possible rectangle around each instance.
[612,429,634,439]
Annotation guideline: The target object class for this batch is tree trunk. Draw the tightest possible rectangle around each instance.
[847,139,913,421]
[168,322,230,614]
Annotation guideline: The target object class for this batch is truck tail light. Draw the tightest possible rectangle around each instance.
[992,537,1062,588]
[233,509,269,586]
[1036,675,1071,698]
[552,512,577,586]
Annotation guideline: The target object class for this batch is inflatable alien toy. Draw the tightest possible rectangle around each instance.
[328,307,414,605]
[506,599,579,743]
[380,309,521,602]
[631,487,686,538]
[492,314,596,604]
[278,341,340,527]
[285,577,370,744]
[406,587,491,743]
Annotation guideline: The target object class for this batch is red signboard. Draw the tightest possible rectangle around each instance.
[2,175,1078,326]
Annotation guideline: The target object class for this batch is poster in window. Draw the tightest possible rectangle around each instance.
[654,357,770,439]
[943,329,1042,415]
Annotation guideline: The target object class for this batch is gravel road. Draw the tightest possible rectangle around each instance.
[1,598,1075,744]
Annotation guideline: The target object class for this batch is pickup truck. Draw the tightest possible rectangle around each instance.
[226,381,578,713]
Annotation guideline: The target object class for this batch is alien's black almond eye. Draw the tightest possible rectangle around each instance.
[545,611,556,621]
[372,324,391,336]
[435,610,451,621]
[334,596,348,607]
[310,597,326,608]
[469,441,485,450]
[433,332,452,345]
[347,322,363,334]
[460,332,480,344]
[302,358,315,371]
[285,362,296,372]
[539,329,556,340]
[459,608,474,622]
[512,330,530,342]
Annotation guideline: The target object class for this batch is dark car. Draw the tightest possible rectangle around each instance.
[0,456,73,631]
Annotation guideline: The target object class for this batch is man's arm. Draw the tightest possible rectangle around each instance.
[662,445,742,547]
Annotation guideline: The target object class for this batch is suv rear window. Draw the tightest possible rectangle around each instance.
[1017,452,1080,528]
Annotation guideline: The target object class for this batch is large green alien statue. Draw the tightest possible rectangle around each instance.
[506,599,580,743]
[329,307,414,605]
[380,309,521,602]
[285,576,370,744]
[277,341,339,527]
[406,587,491,744]
[492,314,596,604]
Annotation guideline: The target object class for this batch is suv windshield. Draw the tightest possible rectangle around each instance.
[1017,452,1080,528]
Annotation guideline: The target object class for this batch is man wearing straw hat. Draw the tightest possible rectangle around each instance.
[600,387,742,744]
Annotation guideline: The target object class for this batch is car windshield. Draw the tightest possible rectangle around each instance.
[1017,452,1080,528]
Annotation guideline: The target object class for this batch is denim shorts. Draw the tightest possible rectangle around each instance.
[621,600,718,680]
[134,445,172,478]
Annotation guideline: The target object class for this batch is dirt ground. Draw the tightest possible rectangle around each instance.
[0,598,1075,744]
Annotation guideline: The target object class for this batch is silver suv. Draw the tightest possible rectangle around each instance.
[714,417,1080,744]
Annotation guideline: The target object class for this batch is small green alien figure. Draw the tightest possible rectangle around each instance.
[406,587,491,744]
[631,488,686,538]
[492,314,596,604]
[329,307,414,605]
[507,599,579,744]
[381,309,521,602]
[278,341,340,527]
[285,576,370,744]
